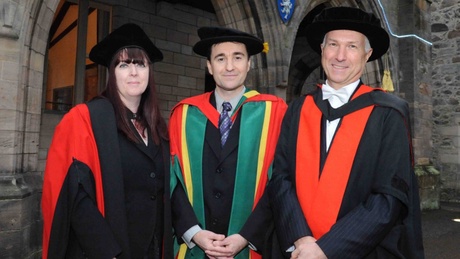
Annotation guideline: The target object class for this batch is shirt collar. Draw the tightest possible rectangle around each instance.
[215,86,246,114]
[322,80,360,104]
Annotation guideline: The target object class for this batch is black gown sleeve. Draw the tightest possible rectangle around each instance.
[239,192,273,249]
[239,191,288,258]
[267,97,312,251]
[68,159,121,258]
[171,183,200,239]
[317,194,402,258]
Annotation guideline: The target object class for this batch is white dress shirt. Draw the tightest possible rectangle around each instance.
[322,80,360,151]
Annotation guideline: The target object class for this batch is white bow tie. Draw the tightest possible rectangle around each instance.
[322,86,349,104]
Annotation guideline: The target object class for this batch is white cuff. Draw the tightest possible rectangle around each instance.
[248,241,257,251]
[182,225,202,249]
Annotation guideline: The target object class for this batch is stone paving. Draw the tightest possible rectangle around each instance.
[422,202,460,258]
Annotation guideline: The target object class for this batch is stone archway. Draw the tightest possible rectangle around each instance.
[0,0,54,177]
[208,0,313,97]
[0,1,436,257]
[206,1,390,102]
[0,0,61,257]
[207,0,270,93]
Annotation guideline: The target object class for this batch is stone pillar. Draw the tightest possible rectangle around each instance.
[431,1,460,202]
[396,1,437,209]
[435,115,460,202]
[0,175,36,257]
[0,0,47,257]
[397,1,433,162]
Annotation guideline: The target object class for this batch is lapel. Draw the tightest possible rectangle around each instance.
[205,93,241,162]
[129,122,160,161]
[206,93,221,159]
[206,120,221,160]
[313,84,379,176]
[204,116,241,163]
[220,113,241,161]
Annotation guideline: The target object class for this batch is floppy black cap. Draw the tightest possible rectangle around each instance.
[89,23,163,67]
[193,26,264,57]
[305,7,390,62]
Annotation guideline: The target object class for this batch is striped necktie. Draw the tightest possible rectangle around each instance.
[219,102,232,146]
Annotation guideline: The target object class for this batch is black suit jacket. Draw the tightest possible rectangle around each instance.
[118,123,169,258]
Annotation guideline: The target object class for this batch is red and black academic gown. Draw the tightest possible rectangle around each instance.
[268,84,424,258]
[41,98,173,259]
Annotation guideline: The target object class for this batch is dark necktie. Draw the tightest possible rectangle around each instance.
[219,102,232,146]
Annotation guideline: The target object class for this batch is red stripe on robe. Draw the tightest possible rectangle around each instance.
[296,85,375,238]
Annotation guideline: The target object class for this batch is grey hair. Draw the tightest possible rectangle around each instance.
[321,34,372,53]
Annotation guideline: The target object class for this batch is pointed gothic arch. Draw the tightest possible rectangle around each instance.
[206,1,390,103]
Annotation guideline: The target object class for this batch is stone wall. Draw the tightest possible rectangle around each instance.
[112,0,218,119]
[0,0,52,257]
[435,115,460,202]
[0,0,449,257]
[37,1,219,173]
[431,1,460,202]
[3,0,221,257]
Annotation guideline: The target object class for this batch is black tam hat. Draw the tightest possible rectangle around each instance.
[193,26,264,57]
[89,23,163,67]
[305,7,390,62]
